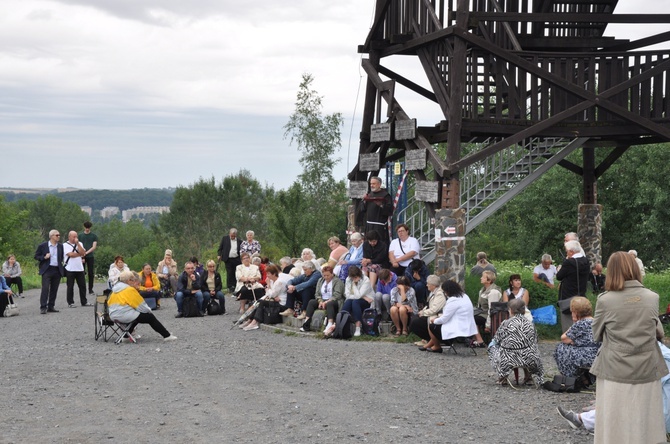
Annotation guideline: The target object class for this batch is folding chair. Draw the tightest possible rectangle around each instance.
[113,321,137,345]
[94,291,123,342]
[441,336,478,356]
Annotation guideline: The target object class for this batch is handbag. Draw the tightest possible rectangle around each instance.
[4,294,19,317]
[542,374,581,393]
[557,297,574,315]
[263,301,283,325]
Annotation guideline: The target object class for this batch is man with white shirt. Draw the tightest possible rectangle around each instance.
[63,231,90,308]
[533,254,557,289]
[34,229,65,314]
[217,228,241,293]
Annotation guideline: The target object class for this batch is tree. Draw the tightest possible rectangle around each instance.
[14,195,89,240]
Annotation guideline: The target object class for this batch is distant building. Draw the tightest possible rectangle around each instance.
[100,206,120,218]
[80,206,92,216]
[122,206,170,222]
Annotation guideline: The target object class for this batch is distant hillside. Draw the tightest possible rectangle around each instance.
[0,188,174,211]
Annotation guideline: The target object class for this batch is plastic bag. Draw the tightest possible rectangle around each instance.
[530,304,557,325]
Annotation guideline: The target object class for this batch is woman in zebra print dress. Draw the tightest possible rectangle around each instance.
[488,298,544,385]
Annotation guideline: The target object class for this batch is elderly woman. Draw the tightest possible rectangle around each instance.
[2,254,23,298]
[389,276,418,337]
[326,237,349,268]
[240,230,261,255]
[361,230,389,289]
[488,298,544,385]
[501,274,533,323]
[590,251,667,444]
[234,252,265,313]
[475,270,502,333]
[336,232,364,281]
[240,264,292,331]
[199,260,226,314]
[284,260,322,318]
[108,271,177,342]
[300,265,345,333]
[470,252,496,276]
[300,248,321,273]
[138,263,162,308]
[424,280,478,353]
[108,256,130,288]
[553,296,600,377]
[388,223,421,277]
[156,249,178,295]
[409,274,446,346]
[340,266,375,337]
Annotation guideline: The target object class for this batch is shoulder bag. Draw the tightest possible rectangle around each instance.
[4,294,19,317]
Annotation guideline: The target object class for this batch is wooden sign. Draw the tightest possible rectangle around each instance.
[348,181,368,199]
[359,153,380,171]
[395,119,416,140]
[415,180,439,202]
[370,123,391,142]
[405,149,426,170]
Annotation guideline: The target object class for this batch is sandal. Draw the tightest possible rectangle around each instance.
[470,341,487,348]
[401,330,409,336]
[394,331,401,338]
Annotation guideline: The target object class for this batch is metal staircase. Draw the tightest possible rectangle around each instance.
[397,136,589,265]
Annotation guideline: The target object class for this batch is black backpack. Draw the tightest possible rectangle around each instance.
[206,298,224,316]
[332,311,353,339]
[182,295,202,317]
[361,308,380,336]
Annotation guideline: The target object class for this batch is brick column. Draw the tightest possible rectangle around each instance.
[578,204,602,267]
[434,208,466,287]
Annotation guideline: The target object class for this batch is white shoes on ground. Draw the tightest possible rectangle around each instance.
[164,335,178,342]
[354,326,361,337]
[243,324,259,331]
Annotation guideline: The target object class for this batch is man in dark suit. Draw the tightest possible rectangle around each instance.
[217,228,240,293]
[34,229,65,314]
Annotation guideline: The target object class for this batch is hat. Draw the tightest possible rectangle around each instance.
[165,249,173,256]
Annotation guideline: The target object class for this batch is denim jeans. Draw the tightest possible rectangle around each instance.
[341,298,370,323]
[175,291,204,313]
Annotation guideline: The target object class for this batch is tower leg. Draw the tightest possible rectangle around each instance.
[434,208,466,287]
[578,204,603,267]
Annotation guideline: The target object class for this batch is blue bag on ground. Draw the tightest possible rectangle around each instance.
[531,305,557,325]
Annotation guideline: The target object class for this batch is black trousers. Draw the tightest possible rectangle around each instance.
[128,312,170,338]
[6,276,23,294]
[252,300,287,323]
[84,256,95,293]
[305,299,338,321]
[409,315,431,341]
[0,291,9,317]
[224,257,241,291]
[285,286,317,312]
[66,270,87,305]
[40,266,61,309]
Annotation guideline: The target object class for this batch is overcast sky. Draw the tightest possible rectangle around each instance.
[1,0,668,191]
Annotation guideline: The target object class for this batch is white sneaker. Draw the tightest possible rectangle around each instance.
[354,326,361,337]
[324,323,332,333]
[239,319,252,329]
[243,324,259,331]
[163,335,178,342]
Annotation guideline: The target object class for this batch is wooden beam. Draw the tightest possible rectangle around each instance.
[380,27,455,58]
[469,13,670,23]
[558,159,583,176]
[377,66,437,102]
[605,31,670,52]
[362,0,392,52]
[594,145,630,178]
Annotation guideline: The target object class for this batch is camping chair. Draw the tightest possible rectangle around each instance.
[440,336,478,356]
[94,290,123,342]
[113,321,137,345]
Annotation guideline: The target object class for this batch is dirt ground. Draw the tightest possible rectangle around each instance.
[0,284,595,443]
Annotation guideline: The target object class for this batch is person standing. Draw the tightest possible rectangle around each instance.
[217,228,241,293]
[590,251,668,443]
[78,221,98,295]
[63,231,90,307]
[357,176,394,245]
[556,240,589,332]
[34,230,65,314]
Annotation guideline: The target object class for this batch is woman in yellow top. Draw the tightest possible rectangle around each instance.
[138,263,162,308]
[108,270,177,342]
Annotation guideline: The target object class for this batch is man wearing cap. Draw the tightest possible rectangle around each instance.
[34,230,65,314]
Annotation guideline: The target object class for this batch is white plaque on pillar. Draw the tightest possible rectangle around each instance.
[370,123,391,142]
[414,180,439,202]
[405,149,426,170]
[347,181,368,198]
[359,153,380,172]
[395,119,416,140]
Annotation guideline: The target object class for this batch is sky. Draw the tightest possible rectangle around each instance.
[1,0,668,192]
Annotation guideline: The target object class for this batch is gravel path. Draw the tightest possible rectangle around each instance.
[1,284,594,443]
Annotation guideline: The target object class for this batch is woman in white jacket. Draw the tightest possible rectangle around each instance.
[423,280,478,353]
[340,266,375,337]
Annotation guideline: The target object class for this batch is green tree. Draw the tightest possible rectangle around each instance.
[14,195,89,240]
[0,196,40,261]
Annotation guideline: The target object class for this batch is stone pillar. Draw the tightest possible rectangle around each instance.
[578,204,603,267]
[434,208,466,287]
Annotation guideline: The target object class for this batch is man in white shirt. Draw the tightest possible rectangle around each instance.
[63,231,90,307]
[533,254,557,289]
[388,223,421,276]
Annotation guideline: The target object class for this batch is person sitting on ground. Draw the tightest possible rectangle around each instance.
[488,298,544,385]
[138,263,162,309]
[299,248,321,273]
[502,273,533,323]
[409,275,447,347]
[199,260,226,314]
[405,258,428,308]
[300,265,345,333]
[326,236,349,269]
[533,254,557,289]
[553,296,601,377]
[108,255,130,288]
[240,230,261,255]
[156,249,178,295]
[0,274,16,317]
[470,252,496,276]
[189,256,204,275]
[373,268,397,321]
[590,262,606,294]
[2,254,23,298]
[475,270,503,335]
[389,275,418,337]
[108,270,177,342]
[361,230,389,289]
[283,260,322,318]
[234,252,265,313]
[175,261,205,318]
[336,232,365,280]
[388,223,420,277]
[240,264,291,331]
[423,280,479,353]
[340,266,375,337]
